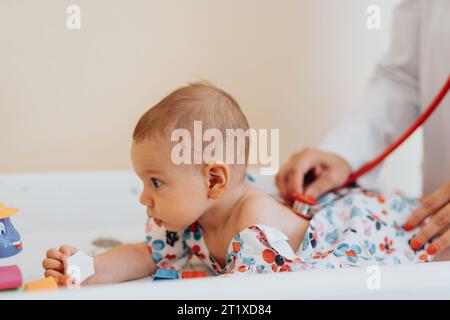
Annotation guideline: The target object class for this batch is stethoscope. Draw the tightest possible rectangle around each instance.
[291,74,450,220]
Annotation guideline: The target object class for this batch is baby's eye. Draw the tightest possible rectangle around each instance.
[0,222,5,236]
[150,178,162,189]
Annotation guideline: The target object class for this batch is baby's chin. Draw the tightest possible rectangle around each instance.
[157,219,186,232]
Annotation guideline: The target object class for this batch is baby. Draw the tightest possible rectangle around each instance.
[43,83,442,286]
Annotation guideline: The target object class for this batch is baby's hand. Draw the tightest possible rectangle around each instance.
[42,245,77,287]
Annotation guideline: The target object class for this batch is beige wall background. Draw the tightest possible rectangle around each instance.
[0,0,422,195]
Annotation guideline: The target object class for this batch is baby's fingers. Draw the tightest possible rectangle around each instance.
[44,269,68,287]
[46,248,64,261]
[59,245,78,257]
[42,258,64,272]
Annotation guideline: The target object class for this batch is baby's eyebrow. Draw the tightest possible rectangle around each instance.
[144,168,164,175]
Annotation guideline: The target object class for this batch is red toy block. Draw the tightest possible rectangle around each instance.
[181,271,207,279]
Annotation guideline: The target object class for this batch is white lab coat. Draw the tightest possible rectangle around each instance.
[320,0,450,195]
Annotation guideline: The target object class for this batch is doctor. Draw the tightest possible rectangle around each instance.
[276,0,450,257]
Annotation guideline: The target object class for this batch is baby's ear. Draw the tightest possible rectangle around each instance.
[203,162,229,199]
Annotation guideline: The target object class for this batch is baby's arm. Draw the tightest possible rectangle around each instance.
[86,241,156,285]
[43,241,156,287]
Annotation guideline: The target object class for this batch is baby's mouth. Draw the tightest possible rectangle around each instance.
[147,210,163,225]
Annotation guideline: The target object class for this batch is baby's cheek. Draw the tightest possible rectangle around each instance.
[180,203,204,221]
[165,198,196,217]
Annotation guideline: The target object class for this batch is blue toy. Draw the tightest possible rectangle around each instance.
[0,202,22,258]
[153,269,179,281]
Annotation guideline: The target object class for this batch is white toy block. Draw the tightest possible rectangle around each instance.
[64,250,95,284]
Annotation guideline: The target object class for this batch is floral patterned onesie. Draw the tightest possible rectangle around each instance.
[145,187,436,277]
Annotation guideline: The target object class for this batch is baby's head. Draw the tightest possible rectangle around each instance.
[131,82,250,231]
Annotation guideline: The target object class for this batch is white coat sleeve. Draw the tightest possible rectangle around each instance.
[319,0,422,173]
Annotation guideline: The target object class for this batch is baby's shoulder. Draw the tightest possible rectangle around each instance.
[234,187,304,234]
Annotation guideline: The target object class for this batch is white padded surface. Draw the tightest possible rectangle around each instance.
[1,170,449,299]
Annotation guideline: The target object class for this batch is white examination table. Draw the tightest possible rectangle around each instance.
[0,170,449,299]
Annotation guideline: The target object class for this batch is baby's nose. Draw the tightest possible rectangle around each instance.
[139,193,155,208]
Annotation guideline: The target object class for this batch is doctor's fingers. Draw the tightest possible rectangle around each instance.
[427,228,450,255]
[303,172,340,199]
[277,157,313,198]
[410,203,450,252]
[405,182,450,229]
[287,148,324,194]
[287,162,318,197]
[280,158,319,198]
[276,167,303,199]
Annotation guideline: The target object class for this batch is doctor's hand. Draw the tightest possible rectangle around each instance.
[276,148,352,200]
[404,182,450,256]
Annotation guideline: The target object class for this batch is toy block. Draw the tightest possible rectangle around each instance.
[24,277,58,292]
[181,271,207,279]
[64,250,95,283]
[5,285,25,292]
[0,265,23,290]
[3,285,25,293]
[153,268,179,280]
